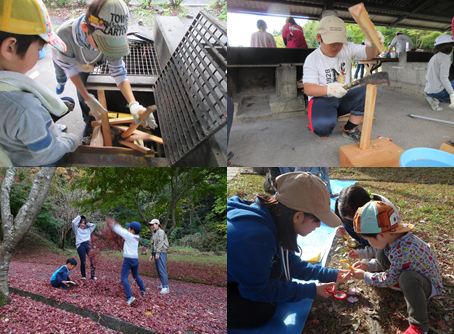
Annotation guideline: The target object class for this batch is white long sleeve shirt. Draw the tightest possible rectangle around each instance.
[112,222,139,259]
[71,216,96,248]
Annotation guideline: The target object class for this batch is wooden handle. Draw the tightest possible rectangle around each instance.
[112,125,164,145]
[349,3,383,54]
[121,105,156,139]
[342,80,361,90]
[118,139,152,154]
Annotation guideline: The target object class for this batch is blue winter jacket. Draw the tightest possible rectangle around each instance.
[227,196,338,303]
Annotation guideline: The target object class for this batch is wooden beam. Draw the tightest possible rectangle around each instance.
[111,125,164,145]
[121,105,157,139]
[97,89,112,147]
[359,84,377,150]
[91,117,135,128]
[118,139,152,154]
[349,3,383,54]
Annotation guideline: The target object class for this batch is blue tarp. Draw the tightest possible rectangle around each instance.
[228,180,356,334]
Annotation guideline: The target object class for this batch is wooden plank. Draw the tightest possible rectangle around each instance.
[349,3,384,54]
[439,142,454,155]
[339,138,404,167]
[360,84,377,150]
[124,133,163,144]
[91,117,135,128]
[121,105,156,139]
[118,139,151,154]
[108,112,133,119]
[90,126,104,147]
[97,89,112,147]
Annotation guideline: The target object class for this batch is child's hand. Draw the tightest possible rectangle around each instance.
[351,269,365,280]
[315,282,336,298]
[335,226,346,238]
[336,269,352,283]
[353,261,369,271]
[149,255,153,262]
[348,250,359,259]
[105,216,115,228]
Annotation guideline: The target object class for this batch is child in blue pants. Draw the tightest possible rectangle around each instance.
[107,217,146,305]
[51,258,77,289]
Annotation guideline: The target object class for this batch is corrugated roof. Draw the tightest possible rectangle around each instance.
[228,0,454,32]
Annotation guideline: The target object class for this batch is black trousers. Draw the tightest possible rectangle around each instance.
[227,282,277,329]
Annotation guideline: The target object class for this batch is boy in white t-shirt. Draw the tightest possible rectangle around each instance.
[303,16,383,142]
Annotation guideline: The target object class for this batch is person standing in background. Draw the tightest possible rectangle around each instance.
[282,17,308,49]
[250,20,277,48]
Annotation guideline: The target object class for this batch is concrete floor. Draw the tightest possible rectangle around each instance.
[228,87,454,166]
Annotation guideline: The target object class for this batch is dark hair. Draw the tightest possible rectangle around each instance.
[0,32,45,59]
[256,195,319,252]
[286,17,296,25]
[85,0,109,34]
[335,185,381,228]
[257,20,267,29]
[396,32,402,36]
[66,258,77,266]
[130,228,140,235]
[434,43,453,55]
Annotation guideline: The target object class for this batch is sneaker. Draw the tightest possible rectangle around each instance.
[156,285,163,290]
[81,277,86,280]
[141,291,146,297]
[403,325,425,334]
[56,82,66,95]
[127,296,136,305]
[426,96,443,111]
[55,123,67,132]
[342,125,361,142]
[90,276,97,280]
[159,287,169,295]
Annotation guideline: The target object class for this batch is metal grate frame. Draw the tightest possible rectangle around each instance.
[154,11,227,166]
[92,42,161,76]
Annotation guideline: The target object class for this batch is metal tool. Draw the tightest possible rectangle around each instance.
[408,114,454,125]
[343,72,390,90]
[339,259,357,272]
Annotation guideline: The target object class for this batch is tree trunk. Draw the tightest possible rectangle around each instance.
[0,167,56,306]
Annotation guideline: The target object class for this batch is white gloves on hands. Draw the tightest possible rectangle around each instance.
[85,94,107,120]
[68,133,82,152]
[129,101,158,129]
[327,83,347,98]
[365,30,385,48]
[450,93,454,109]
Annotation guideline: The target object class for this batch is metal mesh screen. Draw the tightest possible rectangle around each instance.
[154,11,227,166]
[92,42,161,76]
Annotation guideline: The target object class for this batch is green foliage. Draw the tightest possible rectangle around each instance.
[178,232,224,252]
[302,20,319,48]
[168,0,183,7]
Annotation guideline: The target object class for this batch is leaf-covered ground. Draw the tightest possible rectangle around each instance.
[227,168,454,334]
[7,261,226,333]
[0,293,122,333]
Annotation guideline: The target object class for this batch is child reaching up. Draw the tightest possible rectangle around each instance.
[351,201,443,334]
[106,217,146,306]
[425,34,454,111]
[50,258,77,289]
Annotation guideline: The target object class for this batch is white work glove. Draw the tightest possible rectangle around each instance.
[68,133,82,152]
[129,101,158,129]
[365,30,385,48]
[84,94,107,120]
[450,93,454,109]
[327,83,347,98]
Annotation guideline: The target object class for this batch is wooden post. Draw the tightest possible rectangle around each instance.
[359,84,377,150]
[97,89,112,147]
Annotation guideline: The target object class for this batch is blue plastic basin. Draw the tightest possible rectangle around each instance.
[399,148,454,167]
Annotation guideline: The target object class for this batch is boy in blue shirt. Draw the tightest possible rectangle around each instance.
[50,258,77,289]
[106,216,146,306]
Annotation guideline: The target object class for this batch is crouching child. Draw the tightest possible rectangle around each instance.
[351,201,443,334]
[50,258,77,289]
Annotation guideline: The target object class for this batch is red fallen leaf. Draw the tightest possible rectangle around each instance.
[390,302,397,308]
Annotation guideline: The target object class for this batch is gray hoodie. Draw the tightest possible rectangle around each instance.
[0,91,77,166]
